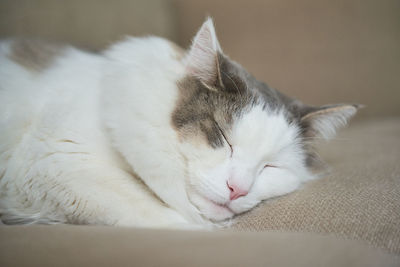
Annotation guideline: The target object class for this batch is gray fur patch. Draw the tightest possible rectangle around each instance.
[8,38,64,71]
[172,54,262,148]
[172,76,249,147]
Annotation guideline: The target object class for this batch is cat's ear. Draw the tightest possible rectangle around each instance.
[185,17,223,88]
[299,104,361,139]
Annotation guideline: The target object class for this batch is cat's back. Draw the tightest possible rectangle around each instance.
[0,36,184,177]
[0,38,105,168]
[0,36,188,225]
[0,38,103,108]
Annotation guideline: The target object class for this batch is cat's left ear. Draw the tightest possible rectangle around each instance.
[185,17,223,88]
[299,104,361,139]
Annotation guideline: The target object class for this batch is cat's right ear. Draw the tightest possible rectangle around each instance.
[298,104,361,140]
[185,17,223,89]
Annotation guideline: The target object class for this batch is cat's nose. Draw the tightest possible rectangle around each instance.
[227,182,248,200]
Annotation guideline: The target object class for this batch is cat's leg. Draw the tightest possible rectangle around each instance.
[67,167,191,228]
[1,153,194,228]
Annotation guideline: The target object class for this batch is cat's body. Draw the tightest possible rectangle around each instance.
[0,36,196,227]
[0,19,358,228]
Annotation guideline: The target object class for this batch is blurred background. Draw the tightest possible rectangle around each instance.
[1,0,399,118]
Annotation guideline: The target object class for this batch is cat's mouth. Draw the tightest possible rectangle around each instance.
[200,196,236,221]
[188,188,236,221]
[206,197,235,214]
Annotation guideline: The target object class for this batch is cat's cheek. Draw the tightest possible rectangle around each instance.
[253,168,302,200]
[228,197,260,214]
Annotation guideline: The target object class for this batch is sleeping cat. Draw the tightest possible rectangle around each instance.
[0,18,358,228]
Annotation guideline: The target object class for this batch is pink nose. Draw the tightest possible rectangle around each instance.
[227,182,248,200]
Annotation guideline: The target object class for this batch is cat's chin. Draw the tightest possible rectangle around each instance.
[188,191,235,222]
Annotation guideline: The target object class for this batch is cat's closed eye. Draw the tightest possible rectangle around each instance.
[257,164,278,176]
[216,122,233,157]
[264,164,277,168]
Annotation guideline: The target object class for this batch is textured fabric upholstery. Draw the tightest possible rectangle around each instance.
[0,0,178,50]
[1,225,399,267]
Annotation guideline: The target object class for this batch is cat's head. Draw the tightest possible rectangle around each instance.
[172,18,359,222]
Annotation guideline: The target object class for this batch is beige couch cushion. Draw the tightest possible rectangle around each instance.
[0,0,178,50]
[1,225,399,267]
[234,117,400,254]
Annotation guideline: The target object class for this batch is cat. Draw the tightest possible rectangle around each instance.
[0,18,359,228]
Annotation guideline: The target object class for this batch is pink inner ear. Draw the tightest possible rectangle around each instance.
[301,105,358,140]
[185,18,221,84]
